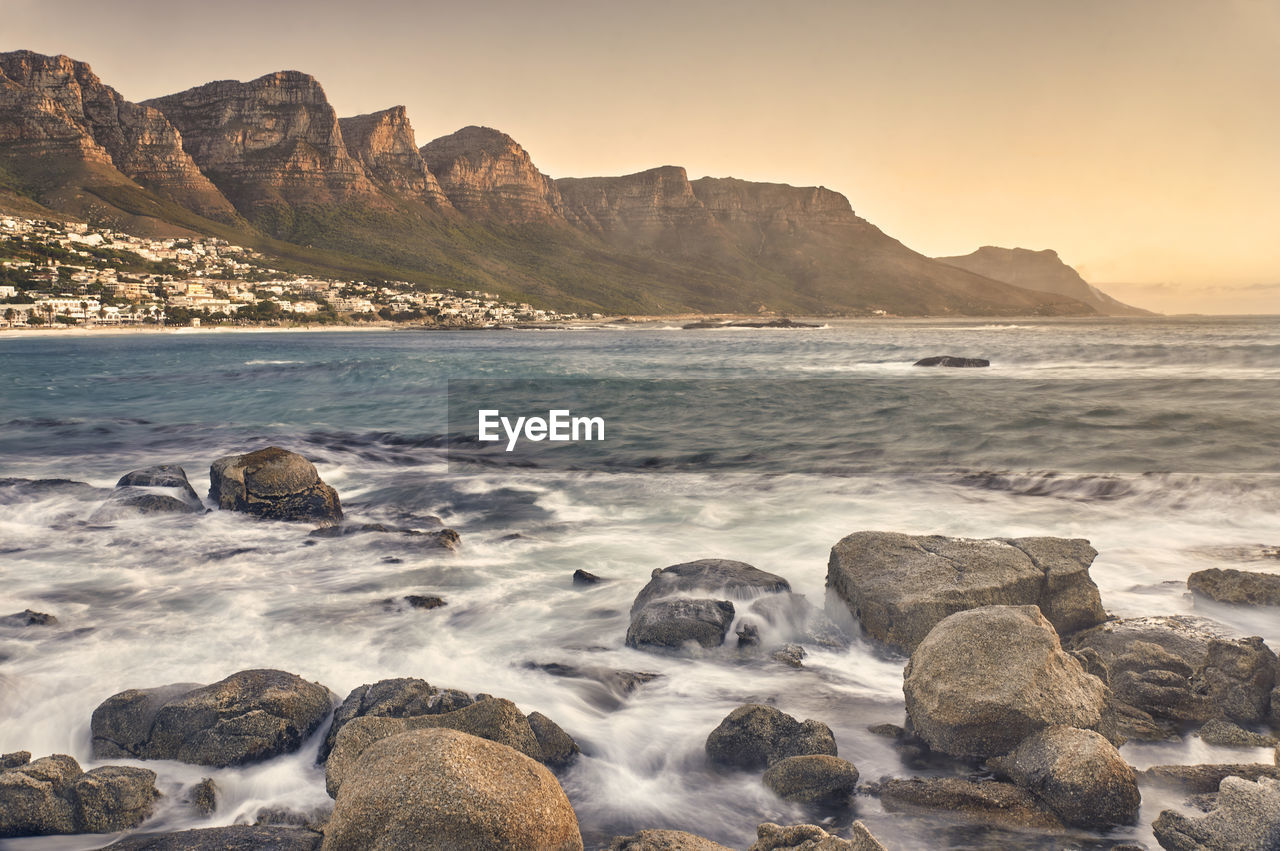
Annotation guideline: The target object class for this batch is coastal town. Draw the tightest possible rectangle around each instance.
[0,216,588,329]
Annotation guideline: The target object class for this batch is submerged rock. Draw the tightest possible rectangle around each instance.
[0,754,158,838]
[323,728,583,850]
[89,465,207,522]
[1188,567,1280,606]
[186,778,217,815]
[1,609,56,627]
[989,726,1140,829]
[117,465,204,505]
[105,825,323,849]
[1140,763,1280,794]
[607,829,733,850]
[761,754,859,805]
[913,356,990,367]
[309,523,459,549]
[573,569,604,585]
[626,598,736,650]
[749,822,886,851]
[209,447,342,525]
[872,776,1061,829]
[403,595,446,610]
[1152,776,1280,851]
[902,605,1108,759]
[91,669,333,767]
[705,704,837,770]
[827,532,1105,652]
[631,559,791,615]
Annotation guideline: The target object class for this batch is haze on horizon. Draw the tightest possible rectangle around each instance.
[6,0,1278,314]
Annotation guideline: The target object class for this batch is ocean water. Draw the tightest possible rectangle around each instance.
[0,316,1278,850]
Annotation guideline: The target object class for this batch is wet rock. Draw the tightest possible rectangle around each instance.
[773,644,806,668]
[0,477,102,501]
[1109,640,1215,724]
[525,662,660,711]
[1141,763,1280,794]
[867,724,903,739]
[827,532,1105,652]
[0,754,158,838]
[608,829,734,850]
[762,754,859,805]
[186,777,217,815]
[0,753,30,770]
[1,610,56,627]
[105,824,323,849]
[326,697,543,796]
[323,728,583,850]
[705,704,837,770]
[749,821,887,851]
[527,711,581,769]
[209,447,342,525]
[403,594,446,610]
[309,523,459,549]
[1197,636,1278,725]
[1152,776,1280,851]
[89,486,205,522]
[903,605,1108,758]
[320,677,438,763]
[118,465,204,505]
[91,669,334,767]
[1188,567,1280,606]
[913,356,990,367]
[737,622,761,647]
[1196,719,1278,748]
[989,726,1140,829]
[631,559,791,615]
[873,777,1061,829]
[573,569,604,585]
[626,598,736,650]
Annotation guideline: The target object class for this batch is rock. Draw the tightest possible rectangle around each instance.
[90,487,205,521]
[749,821,886,850]
[322,728,583,850]
[187,778,217,815]
[339,106,452,208]
[902,605,1108,758]
[208,447,342,525]
[1152,776,1280,851]
[913,356,990,367]
[1196,719,1278,748]
[737,622,761,647]
[1,610,56,627]
[404,595,446,610]
[91,669,333,767]
[761,755,859,805]
[573,569,604,585]
[1067,615,1226,670]
[527,711,581,769]
[421,125,566,222]
[989,726,1139,829]
[704,704,837,770]
[631,559,791,615]
[0,754,158,838]
[1188,567,1280,606]
[309,524,459,549]
[0,753,30,769]
[118,465,204,505]
[1141,763,1280,794]
[1109,639,1215,724]
[827,532,1105,652]
[873,777,1061,829]
[772,644,806,668]
[319,677,440,763]
[1198,637,1278,725]
[626,599,736,650]
[105,825,323,849]
[326,697,544,797]
[525,662,660,711]
[608,829,734,850]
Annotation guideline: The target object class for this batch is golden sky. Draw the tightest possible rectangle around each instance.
[7,0,1278,313]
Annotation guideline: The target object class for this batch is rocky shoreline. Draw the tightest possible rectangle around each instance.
[3,448,1279,848]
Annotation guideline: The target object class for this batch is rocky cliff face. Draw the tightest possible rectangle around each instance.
[144,71,383,212]
[0,50,236,219]
[338,106,451,209]
[420,126,563,222]
[937,246,1151,316]
[558,166,713,236]
[691,177,856,225]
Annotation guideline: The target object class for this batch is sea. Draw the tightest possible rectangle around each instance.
[1,316,1278,850]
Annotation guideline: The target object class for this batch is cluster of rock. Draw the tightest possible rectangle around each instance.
[0,752,158,838]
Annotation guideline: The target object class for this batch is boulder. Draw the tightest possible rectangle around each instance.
[626,599,735,650]
[827,532,1105,652]
[90,464,206,521]
[105,825,323,849]
[902,605,1108,758]
[1067,615,1226,670]
[1140,763,1280,794]
[705,704,837,770]
[186,778,217,815]
[1197,637,1277,725]
[749,821,886,850]
[573,569,604,585]
[91,669,333,767]
[319,677,437,763]
[209,447,342,525]
[873,777,1061,829]
[1109,640,1215,724]
[117,465,204,505]
[0,754,158,838]
[1196,719,1278,748]
[607,830,734,850]
[630,560,790,615]
[761,755,859,805]
[912,356,990,367]
[989,726,1139,829]
[527,711,581,769]
[1188,567,1280,606]
[322,728,582,850]
[326,697,543,797]
[0,753,30,770]
[1152,776,1280,851]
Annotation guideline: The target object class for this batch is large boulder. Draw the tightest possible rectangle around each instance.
[607,830,733,850]
[873,777,1061,829]
[705,704,837,770]
[902,606,1108,758]
[989,726,1140,829]
[827,532,1105,652]
[209,447,342,525]
[325,697,543,797]
[626,599,736,650]
[91,669,333,767]
[322,728,583,850]
[319,677,440,763]
[761,755,859,805]
[1067,615,1225,670]
[631,560,791,614]
[749,822,886,850]
[0,754,158,838]
[1188,567,1280,606]
[105,824,323,849]
[1152,776,1280,851]
[1197,636,1277,725]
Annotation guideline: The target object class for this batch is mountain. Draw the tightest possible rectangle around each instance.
[0,50,1099,317]
[936,246,1151,316]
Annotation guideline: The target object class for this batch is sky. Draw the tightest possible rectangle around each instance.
[6,0,1279,313]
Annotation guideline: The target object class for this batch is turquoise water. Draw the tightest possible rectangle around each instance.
[1,317,1278,849]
